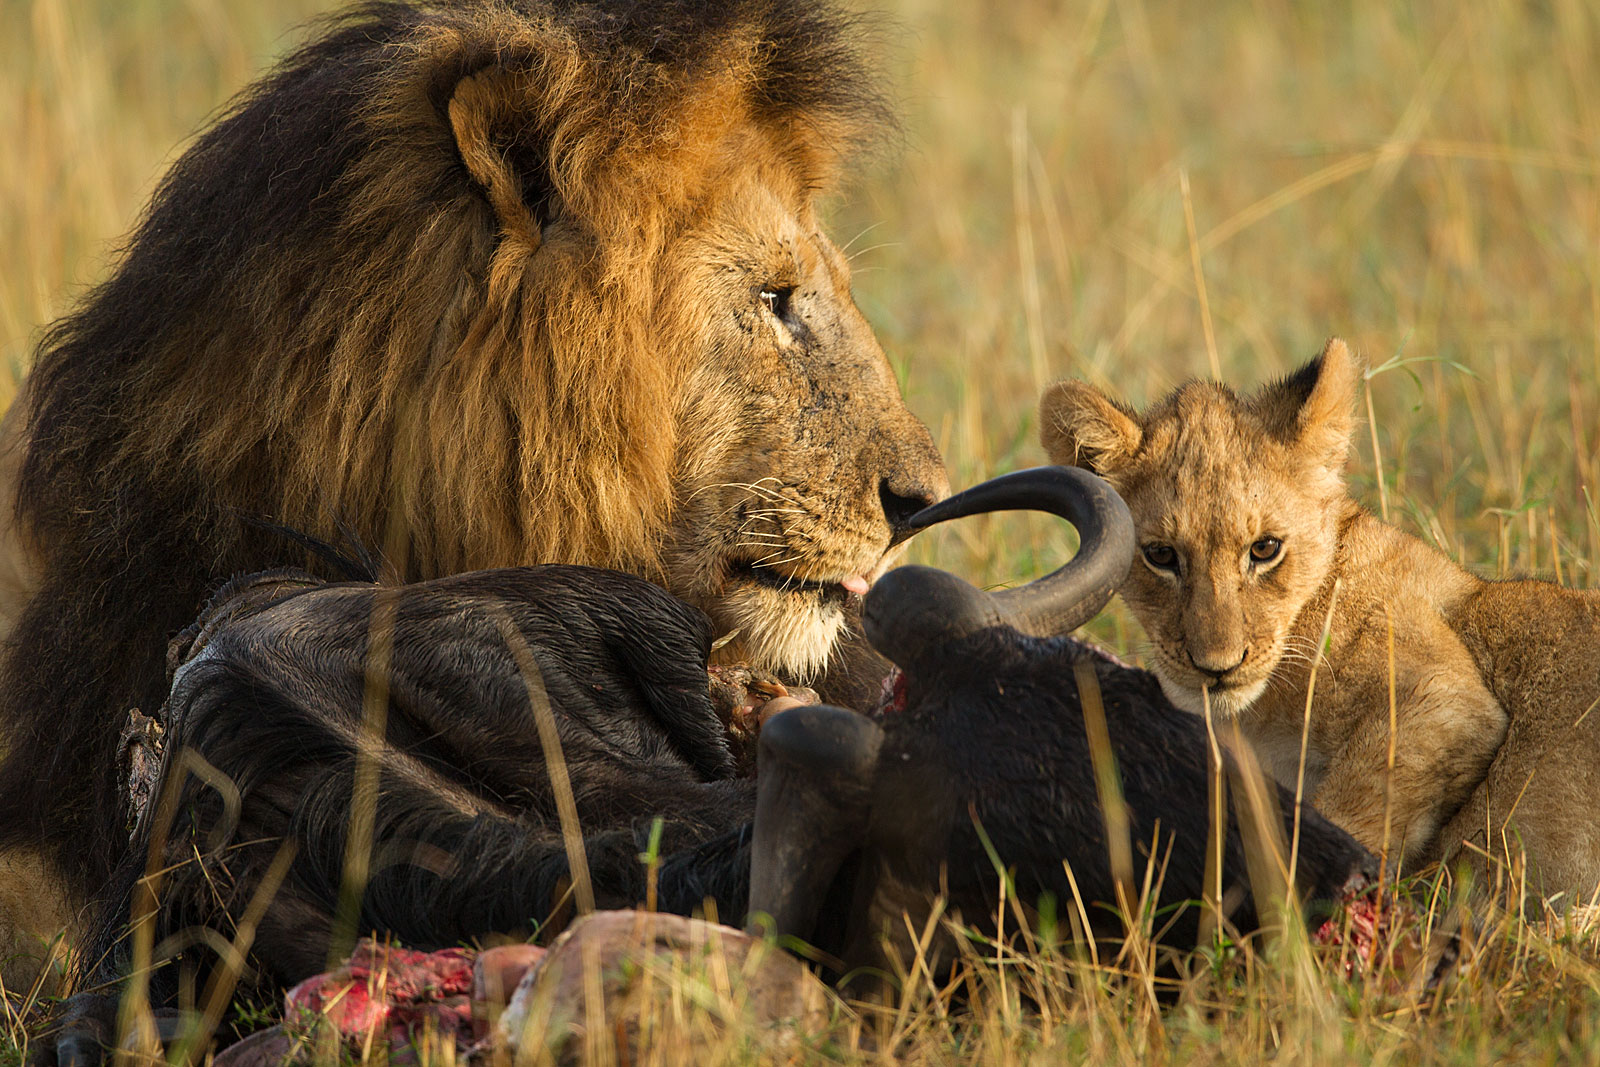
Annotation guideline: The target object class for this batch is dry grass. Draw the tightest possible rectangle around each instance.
[4,0,1600,1062]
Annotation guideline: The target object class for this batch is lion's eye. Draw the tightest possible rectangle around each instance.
[759,286,794,321]
[1249,536,1283,564]
[1142,544,1178,572]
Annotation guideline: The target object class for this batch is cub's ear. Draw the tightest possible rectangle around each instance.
[1255,337,1363,467]
[1039,380,1143,475]
[448,66,551,250]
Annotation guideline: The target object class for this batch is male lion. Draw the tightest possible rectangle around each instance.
[0,0,945,986]
[1040,339,1600,901]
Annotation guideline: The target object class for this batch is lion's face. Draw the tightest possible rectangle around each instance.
[660,163,947,680]
[1040,346,1357,717]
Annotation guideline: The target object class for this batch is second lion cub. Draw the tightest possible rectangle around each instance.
[1041,339,1600,900]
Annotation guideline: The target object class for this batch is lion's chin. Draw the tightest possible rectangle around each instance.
[1156,671,1266,720]
[707,581,848,684]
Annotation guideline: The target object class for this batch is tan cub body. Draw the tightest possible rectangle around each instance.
[1041,339,1600,899]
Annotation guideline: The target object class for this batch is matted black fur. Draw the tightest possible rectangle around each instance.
[752,631,1378,985]
[85,564,754,1006]
[3,0,887,920]
[877,632,1372,947]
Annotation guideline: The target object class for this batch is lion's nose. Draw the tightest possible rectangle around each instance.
[880,477,942,547]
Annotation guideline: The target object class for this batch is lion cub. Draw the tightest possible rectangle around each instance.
[1040,339,1600,899]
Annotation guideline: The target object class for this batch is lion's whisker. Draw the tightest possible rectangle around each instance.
[846,241,901,263]
[732,528,787,539]
[687,478,792,506]
[838,220,885,255]
[746,545,806,566]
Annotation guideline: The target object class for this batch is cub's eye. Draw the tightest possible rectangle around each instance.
[1142,544,1178,572]
[759,286,794,321]
[1249,536,1283,564]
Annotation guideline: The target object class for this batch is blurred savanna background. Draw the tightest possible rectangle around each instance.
[5,0,1600,1063]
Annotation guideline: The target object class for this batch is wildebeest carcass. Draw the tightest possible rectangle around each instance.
[749,467,1375,985]
[51,565,760,1063]
[46,470,1373,1062]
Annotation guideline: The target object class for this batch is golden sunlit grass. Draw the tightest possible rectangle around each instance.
[4,0,1600,1063]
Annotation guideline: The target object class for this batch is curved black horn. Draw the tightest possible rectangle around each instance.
[861,466,1135,669]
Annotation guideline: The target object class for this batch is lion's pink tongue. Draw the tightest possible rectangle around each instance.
[842,575,870,596]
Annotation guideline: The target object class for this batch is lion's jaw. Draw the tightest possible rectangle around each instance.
[668,491,917,681]
[709,578,863,682]
[659,175,946,682]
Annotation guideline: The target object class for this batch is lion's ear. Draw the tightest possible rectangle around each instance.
[1256,337,1362,469]
[1039,380,1143,476]
[448,66,550,249]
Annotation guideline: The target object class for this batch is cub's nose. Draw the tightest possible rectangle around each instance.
[1187,646,1248,681]
[879,477,942,547]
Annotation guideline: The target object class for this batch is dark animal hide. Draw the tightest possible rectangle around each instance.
[753,634,1376,987]
[905,633,1365,946]
[85,565,754,1009]
[48,555,1371,1062]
